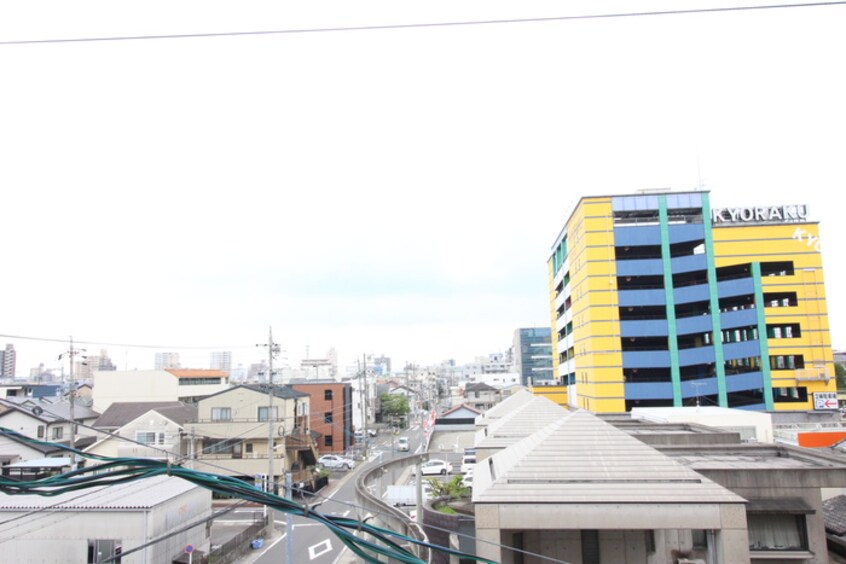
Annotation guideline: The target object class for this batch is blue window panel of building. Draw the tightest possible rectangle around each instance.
[674,284,710,304]
[720,309,759,330]
[722,341,762,362]
[620,319,669,338]
[725,372,765,393]
[676,315,714,336]
[618,288,667,307]
[612,195,661,211]
[614,225,662,247]
[665,193,703,210]
[670,254,708,274]
[616,259,664,277]
[667,224,705,244]
[717,278,755,299]
[678,346,716,366]
[622,350,671,368]
[680,378,719,398]
[735,403,767,411]
[624,382,674,400]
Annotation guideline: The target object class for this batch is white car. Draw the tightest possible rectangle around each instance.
[318,454,355,471]
[462,468,474,488]
[420,459,453,476]
[460,455,476,474]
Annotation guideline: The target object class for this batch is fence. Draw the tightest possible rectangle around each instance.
[208,516,268,564]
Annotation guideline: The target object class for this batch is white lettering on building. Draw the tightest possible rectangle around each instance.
[712,204,808,224]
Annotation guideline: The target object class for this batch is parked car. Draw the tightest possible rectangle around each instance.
[462,468,474,488]
[318,454,355,471]
[420,459,453,476]
[460,454,476,474]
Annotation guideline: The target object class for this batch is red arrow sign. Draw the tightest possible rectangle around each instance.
[823,399,838,408]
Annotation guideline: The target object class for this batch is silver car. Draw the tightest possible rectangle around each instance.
[318,454,356,471]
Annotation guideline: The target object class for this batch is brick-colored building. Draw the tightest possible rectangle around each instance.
[291,381,354,454]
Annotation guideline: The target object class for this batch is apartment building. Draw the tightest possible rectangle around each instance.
[548,191,835,413]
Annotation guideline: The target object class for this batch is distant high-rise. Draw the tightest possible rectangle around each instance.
[210,351,232,375]
[0,344,16,379]
[154,352,181,370]
[76,349,116,380]
[513,328,554,386]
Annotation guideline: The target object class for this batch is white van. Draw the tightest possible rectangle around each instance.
[397,437,410,452]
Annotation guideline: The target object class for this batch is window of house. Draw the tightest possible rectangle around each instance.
[88,539,121,564]
[135,431,165,445]
[748,514,808,552]
[211,407,232,421]
[325,435,333,447]
[245,443,253,454]
[205,438,238,455]
[257,406,279,422]
[324,389,333,401]
[324,411,333,424]
[52,427,63,440]
[37,425,44,438]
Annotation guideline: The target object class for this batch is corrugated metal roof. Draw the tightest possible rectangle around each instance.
[0,475,201,511]
[475,396,569,448]
[473,409,745,505]
[824,495,846,535]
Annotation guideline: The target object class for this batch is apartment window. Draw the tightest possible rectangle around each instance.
[325,435,333,447]
[245,443,253,454]
[205,438,238,455]
[748,514,808,552]
[324,389,333,401]
[52,427,63,440]
[211,407,232,421]
[324,411,333,424]
[257,406,279,422]
[37,425,44,438]
[88,539,121,564]
[136,431,165,445]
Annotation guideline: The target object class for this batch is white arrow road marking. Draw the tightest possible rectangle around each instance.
[309,538,333,560]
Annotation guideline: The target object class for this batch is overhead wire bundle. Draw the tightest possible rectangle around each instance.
[0,426,495,564]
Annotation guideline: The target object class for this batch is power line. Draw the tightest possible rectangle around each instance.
[0,332,254,351]
[0,1,844,46]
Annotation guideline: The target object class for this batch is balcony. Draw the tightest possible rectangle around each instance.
[117,443,178,460]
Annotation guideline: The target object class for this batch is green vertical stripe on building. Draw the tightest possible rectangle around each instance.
[701,193,728,407]
[751,262,775,410]
[659,196,682,406]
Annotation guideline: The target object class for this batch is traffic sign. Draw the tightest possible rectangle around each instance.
[185,545,194,553]
[813,392,838,410]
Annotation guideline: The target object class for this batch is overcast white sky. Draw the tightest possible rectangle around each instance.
[1,0,844,376]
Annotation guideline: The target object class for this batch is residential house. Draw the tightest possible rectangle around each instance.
[86,401,196,462]
[290,381,354,455]
[0,398,99,463]
[92,369,230,412]
[184,385,318,490]
[463,382,500,412]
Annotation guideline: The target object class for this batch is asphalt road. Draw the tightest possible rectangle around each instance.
[242,425,426,564]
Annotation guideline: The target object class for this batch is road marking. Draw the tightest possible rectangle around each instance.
[309,539,333,560]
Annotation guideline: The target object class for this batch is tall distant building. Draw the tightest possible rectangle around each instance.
[76,349,116,380]
[154,352,181,370]
[548,190,835,413]
[513,328,553,386]
[0,344,16,379]
[210,351,232,375]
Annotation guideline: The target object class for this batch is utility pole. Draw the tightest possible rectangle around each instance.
[362,353,368,460]
[257,328,280,497]
[59,337,85,469]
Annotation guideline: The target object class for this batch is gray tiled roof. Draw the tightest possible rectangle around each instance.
[94,402,196,429]
[824,495,846,535]
[475,396,569,448]
[475,389,535,424]
[473,408,745,505]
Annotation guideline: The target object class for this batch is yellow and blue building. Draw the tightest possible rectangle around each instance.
[547,190,835,413]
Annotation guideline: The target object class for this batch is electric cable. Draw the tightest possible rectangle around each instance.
[0,1,844,46]
[0,426,496,564]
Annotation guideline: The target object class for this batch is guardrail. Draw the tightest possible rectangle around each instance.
[355,453,431,564]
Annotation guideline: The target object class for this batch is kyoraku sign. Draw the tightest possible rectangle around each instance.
[711,204,808,225]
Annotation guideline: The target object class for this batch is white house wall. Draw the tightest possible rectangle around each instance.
[93,370,179,412]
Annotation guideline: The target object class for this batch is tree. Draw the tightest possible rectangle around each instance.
[836,363,846,391]
[425,475,470,501]
[380,393,410,421]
